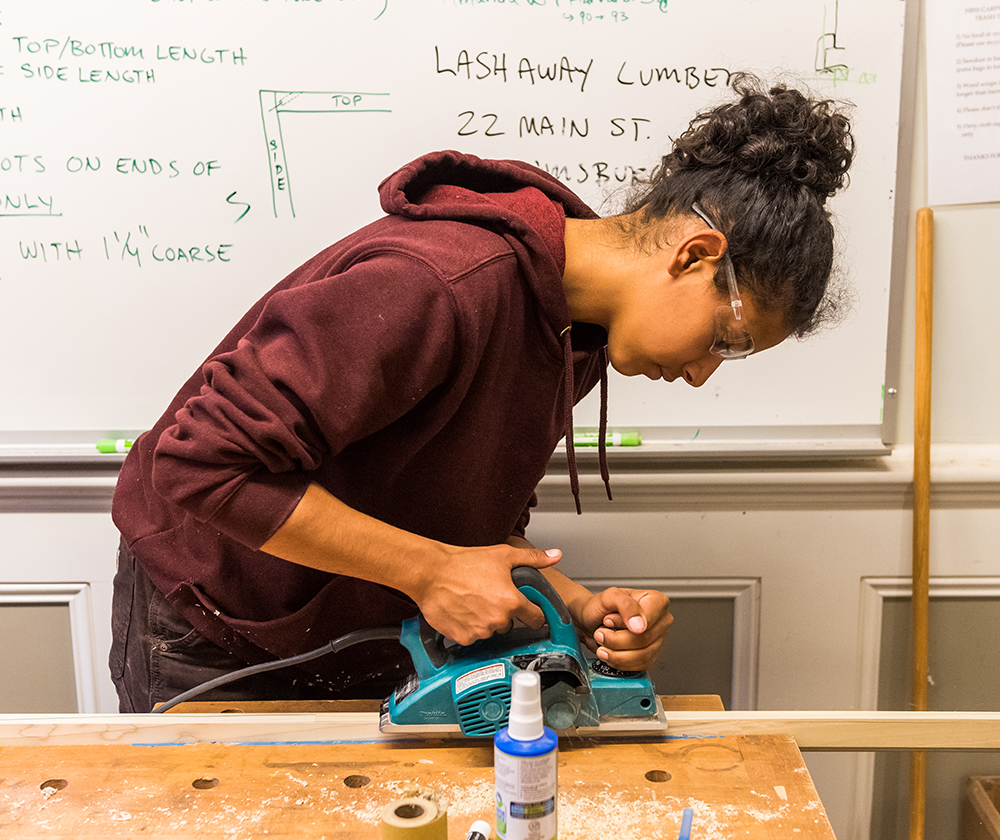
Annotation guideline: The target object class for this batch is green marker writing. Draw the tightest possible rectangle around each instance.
[572,430,641,447]
[96,438,134,454]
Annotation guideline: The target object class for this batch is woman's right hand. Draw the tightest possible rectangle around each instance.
[260,483,561,645]
[408,544,561,645]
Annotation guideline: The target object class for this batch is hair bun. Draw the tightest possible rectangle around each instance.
[670,73,855,203]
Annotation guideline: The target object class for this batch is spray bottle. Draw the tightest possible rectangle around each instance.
[494,670,558,840]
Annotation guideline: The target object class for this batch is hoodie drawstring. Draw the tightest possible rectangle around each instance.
[561,327,581,515]
[598,345,612,501]
[561,327,612,515]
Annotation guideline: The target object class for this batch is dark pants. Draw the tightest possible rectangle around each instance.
[108,538,409,712]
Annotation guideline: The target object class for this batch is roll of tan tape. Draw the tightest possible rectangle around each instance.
[380,790,448,840]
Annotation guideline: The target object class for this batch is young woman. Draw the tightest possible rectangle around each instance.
[110,74,854,712]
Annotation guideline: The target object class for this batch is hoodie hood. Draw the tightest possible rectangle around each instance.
[379,150,598,343]
[379,150,598,224]
[380,151,613,512]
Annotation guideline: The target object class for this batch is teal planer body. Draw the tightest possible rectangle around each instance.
[379,566,665,736]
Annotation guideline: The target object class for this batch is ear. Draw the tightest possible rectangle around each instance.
[665,229,728,279]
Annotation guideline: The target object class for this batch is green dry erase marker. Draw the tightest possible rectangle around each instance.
[96,438,134,454]
[572,430,641,447]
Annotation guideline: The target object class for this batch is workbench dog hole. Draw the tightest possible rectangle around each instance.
[343,774,371,788]
[192,777,220,790]
[40,779,68,793]
[645,770,672,783]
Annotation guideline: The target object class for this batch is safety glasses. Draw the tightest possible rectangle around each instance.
[692,203,755,360]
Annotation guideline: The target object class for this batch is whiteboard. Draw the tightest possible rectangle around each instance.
[0,0,910,453]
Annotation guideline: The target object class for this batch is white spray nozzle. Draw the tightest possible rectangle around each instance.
[508,670,544,741]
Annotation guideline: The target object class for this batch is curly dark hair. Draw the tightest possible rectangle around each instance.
[621,73,856,335]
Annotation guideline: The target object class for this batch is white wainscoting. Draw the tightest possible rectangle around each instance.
[0,583,100,714]
[1,444,999,840]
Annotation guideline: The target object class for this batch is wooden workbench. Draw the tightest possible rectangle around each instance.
[0,697,836,839]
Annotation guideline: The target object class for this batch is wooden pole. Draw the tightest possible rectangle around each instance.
[910,207,934,840]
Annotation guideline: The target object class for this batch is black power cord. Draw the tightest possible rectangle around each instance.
[151,626,401,713]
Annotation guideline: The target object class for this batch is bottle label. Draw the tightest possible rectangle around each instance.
[494,748,557,840]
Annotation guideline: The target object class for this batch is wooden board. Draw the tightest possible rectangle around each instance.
[4,709,1000,751]
[0,734,833,839]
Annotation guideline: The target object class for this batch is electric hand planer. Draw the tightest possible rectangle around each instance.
[379,566,667,736]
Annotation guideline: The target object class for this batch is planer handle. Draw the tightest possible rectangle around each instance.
[510,565,577,651]
[510,565,572,626]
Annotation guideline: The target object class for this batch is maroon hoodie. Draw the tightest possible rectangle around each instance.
[112,151,608,687]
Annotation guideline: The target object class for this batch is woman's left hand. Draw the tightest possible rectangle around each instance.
[575,587,673,672]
